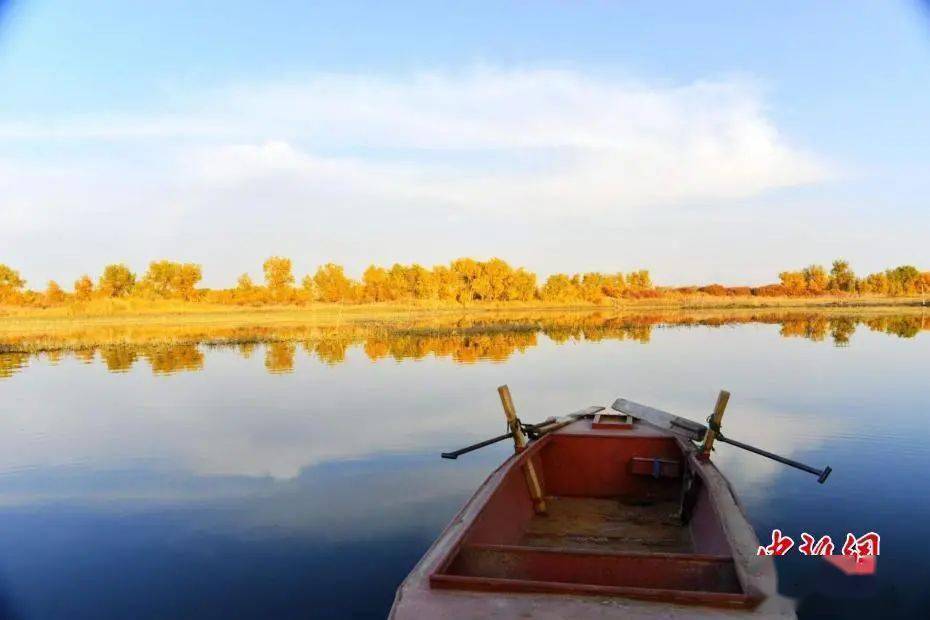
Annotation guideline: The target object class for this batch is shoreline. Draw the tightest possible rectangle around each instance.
[1,299,927,354]
[1,294,927,321]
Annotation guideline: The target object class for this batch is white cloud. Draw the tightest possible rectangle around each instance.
[4,69,828,195]
[0,68,832,284]
[180,71,828,213]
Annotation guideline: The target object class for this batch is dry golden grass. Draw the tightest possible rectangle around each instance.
[1,293,924,319]
[1,300,927,354]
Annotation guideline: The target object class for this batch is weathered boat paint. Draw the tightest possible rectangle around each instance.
[390,408,795,618]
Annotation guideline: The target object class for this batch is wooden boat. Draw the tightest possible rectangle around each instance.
[390,389,796,618]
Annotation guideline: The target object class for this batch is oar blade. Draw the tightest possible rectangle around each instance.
[611,398,707,441]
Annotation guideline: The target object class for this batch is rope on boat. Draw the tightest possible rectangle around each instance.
[705,413,724,449]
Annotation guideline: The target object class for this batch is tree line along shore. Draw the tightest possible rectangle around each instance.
[0,257,928,311]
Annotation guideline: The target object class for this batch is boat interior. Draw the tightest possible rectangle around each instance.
[430,416,758,607]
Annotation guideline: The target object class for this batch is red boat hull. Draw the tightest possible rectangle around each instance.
[391,410,795,618]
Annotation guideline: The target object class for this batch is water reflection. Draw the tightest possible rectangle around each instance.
[100,345,137,372]
[1,311,929,618]
[775,314,928,343]
[0,352,28,378]
[2,311,929,379]
[265,341,296,374]
[98,344,204,374]
[362,331,538,364]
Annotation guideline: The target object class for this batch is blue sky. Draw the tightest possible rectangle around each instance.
[1,0,929,287]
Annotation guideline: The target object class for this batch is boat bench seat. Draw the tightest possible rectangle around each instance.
[431,543,756,607]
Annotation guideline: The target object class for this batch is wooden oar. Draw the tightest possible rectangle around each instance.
[612,394,832,483]
[440,406,604,459]
[714,434,832,483]
[441,432,514,459]
[524,406,604,437]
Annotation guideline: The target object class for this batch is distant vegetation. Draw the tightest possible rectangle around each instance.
[1,257,929,309]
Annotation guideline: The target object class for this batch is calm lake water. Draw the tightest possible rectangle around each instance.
[1,312,928,618]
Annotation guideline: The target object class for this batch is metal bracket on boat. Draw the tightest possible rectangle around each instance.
[612,396,833,484]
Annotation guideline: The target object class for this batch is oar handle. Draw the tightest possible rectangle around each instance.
[717,435,832,483]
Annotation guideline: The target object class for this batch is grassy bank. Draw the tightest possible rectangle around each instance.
[1,297,927,354]
[1,293,926,320]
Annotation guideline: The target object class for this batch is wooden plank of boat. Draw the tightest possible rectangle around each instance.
[390,403,795,618]
[612,397,708,442]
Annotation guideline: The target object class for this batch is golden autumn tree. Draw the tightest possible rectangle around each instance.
[0,264,25,289]
[300,274,318,301]
[476,258,513,301]
[233,273,258,304]
[141,261,202,299]
[73,275,94,301]
[384,264,405,299]
[408,264,438,300]
[509,268,537,301]
[263,256,294,299]
[579,273,606,303]
[802,265,829,295]
[173,263,202,300]
[885,265,921,296]
[828,259,856,293]
[313,263,355,302]
[432,264,461,301]
[627,270,652,291]
[602,273,627,301]
[0,264,26,303]
[918,272,930,304]
[779,271,807,296]
[450,258,482,303]
[98,264,136,297]
[12,255,930,309]
[860,272,888,295]
[237,273,255,291]
[362,265,391,302]
[540,274,578,302]
[45,280,66,303]
[383,263,437,300]
[142,261,177,297]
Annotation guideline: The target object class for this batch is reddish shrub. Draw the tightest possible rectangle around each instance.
[626,289,661,299]
[752,284,788,297]
[698,284,727,296]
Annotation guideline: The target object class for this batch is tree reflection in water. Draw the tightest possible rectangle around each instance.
[1,311,928,379]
